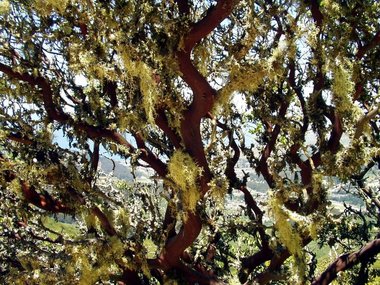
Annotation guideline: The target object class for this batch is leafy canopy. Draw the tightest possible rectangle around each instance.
[1,0,380,284]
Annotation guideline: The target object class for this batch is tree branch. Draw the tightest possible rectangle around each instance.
[183,0,239,52]
[175,0,190,15]
[158,212,202,269]
[257,100,289,187]
[306,0,324,28]
[0,63,168,177]
[176,0,239,122]
[312,239,380,285]
[155,109,182,149]
[356,30,380,60]
[91,206,117,236]
[21,182,72,213]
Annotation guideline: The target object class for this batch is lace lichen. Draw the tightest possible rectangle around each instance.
[216,63,265,114]
[0,0,10,14]
[269,193,306,283]
[118,50,160,124]
[168,150,202,219]
[208,177,229,206]
[330,58,356,120]
[33,0,69,15]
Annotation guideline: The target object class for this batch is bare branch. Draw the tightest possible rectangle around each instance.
[312,239,380,285]
[91,206,117,236]
[356,30,380,59]
[183,0,240,52]
[354,106,379,139]
[0,63,168,177]
[257,100,289,187]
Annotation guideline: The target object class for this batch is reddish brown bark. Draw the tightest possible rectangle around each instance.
[0,62,168,177]
[156,2,240,277]
[307,0,324,28]
[356,30,380,59]
[312,239,380,285]
[182,0,239,53]
[20,182,72,213]
[158,212,202,269]
[257,100,289,188]
[91,206,117,236]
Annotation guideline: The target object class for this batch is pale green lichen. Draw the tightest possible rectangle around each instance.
[33,0,69,15]
[0,0,10,14]
[269,193,306,283]
[114,207,130,234]
[118,50,160,124]
[321,0,342,15]
[65,235,128,285]
[83,210,98,231]
[330,58,355,118]
[168,150,202,217]
[269,194,303,256]
[216,63,265,114]
[208,177,229,206]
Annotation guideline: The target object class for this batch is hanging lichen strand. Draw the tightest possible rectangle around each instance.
[168,150,202,220]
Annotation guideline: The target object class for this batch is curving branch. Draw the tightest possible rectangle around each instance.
[239,186,269,265]
[177,0,240,122]
[155,109,182,149]
[169,2,241,209]
[257,100,289,188]
[356,30,380,60]
[240,246,274,283]
[158,212,202,269]
[0,63,168,177]
[183,0,240,53]
[21,182,72,213]
[312,239,380,285]
[306,0,324,28]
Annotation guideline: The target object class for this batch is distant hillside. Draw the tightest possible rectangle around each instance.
[98,156,153,182]
[97,155,373,209]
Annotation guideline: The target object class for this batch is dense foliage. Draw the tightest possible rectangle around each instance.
[1,0,380,284]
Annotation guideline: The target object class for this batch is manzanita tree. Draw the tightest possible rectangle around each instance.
[1,0,380,284]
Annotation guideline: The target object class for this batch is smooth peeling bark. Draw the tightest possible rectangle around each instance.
[158,212,202,270]
[177,51,216,122]
[312,239,380,285]
[20,182,72,213]
[182,0,240,52]
[157,2,241,273]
